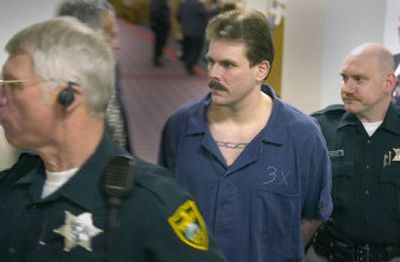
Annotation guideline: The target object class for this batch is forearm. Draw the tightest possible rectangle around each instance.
[301,218,321,247]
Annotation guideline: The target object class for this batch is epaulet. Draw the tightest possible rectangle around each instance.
[311,104,345,117]
[133,157,190,209]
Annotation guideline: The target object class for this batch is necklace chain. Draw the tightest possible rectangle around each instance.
[216,141,248,149]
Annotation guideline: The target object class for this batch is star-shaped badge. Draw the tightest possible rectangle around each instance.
[393,148,400,162]
[54,211,103,252]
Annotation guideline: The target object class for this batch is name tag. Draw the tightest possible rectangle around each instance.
[329,149,344,158]
[383,148,400,167]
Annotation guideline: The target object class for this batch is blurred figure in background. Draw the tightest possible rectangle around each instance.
[177,0,220,75]
[57,0,131,152]
[149,0,171,67]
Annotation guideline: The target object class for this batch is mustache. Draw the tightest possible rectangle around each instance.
[208,79,226,91]
[342,94,358,101]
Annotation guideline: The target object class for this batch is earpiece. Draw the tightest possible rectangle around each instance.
[58,82,75,108]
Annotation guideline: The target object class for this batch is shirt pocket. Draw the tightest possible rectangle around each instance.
[380,165,400,218]
[251,184,301,259]
[254,184,300,231]
[331,160,354,213]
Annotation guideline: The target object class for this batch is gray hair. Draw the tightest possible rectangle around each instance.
[56,0,114,31]
[5,17,115,115]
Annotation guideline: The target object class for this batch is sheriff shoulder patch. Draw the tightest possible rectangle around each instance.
[168,200,209,251]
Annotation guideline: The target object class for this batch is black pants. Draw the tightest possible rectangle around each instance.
[182,36,204,71]
[152,26,169,62]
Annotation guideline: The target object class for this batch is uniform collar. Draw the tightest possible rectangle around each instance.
[337,102,400,136]
[16,130,126,211]
[260,85,285,146]
[15,157,43,186]
[380,103,400,135]
[186,85,284,145]
[337,111,359,129]
[58,130,125,211]
[187,96,210,135]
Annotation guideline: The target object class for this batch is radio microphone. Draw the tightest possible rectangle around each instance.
[103,155,135,206]
[102,155,136,262]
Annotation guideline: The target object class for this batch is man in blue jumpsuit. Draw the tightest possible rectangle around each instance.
[306,43,400,261]
[159,10,332,262]
[0,17,225,261]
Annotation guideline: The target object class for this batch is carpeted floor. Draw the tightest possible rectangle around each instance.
[117,19,209,163]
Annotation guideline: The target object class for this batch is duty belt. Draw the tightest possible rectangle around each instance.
[312,228,400,262]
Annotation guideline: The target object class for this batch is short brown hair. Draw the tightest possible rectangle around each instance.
[206,9,275,69]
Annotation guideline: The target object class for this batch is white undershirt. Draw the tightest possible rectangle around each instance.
[41,167,79,198]
[362,121,383,137]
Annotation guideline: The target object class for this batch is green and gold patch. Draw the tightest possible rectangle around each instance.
[168,200,209,251]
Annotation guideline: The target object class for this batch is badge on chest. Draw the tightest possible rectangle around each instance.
[54,211,103,252]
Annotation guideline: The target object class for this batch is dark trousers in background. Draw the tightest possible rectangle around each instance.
[182,36,204,73]
[152,27,169,65]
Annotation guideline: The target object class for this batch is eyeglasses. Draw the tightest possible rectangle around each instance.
[0,79,26,91]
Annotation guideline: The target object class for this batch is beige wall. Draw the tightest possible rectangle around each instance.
[281,0,326,113]
[281,0,387,113]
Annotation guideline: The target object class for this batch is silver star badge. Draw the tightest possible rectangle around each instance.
[393,148,400,162]
[54,211,103,252]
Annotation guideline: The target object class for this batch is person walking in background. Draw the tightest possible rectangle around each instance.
[149,0,171,67]
[159,10,332,261]
[306,43,400,262]
[177,0,219,75]
[57,0,132,152]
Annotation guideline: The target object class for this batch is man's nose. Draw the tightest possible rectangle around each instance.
[342,80,356,93]
[208,63,222,79]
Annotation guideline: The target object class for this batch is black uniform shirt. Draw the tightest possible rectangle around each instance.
[0,132,226,261]
[312,103,400,244]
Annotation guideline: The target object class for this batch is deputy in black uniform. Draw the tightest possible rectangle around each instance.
[305,43,400,262]
[0,17,225,261]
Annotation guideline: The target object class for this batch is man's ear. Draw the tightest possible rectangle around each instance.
[384,73,397,93]
[255,60,270,81]
[58,83,82,112]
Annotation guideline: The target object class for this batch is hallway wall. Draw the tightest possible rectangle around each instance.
[0,0,59,66]
[282,0,387,113]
